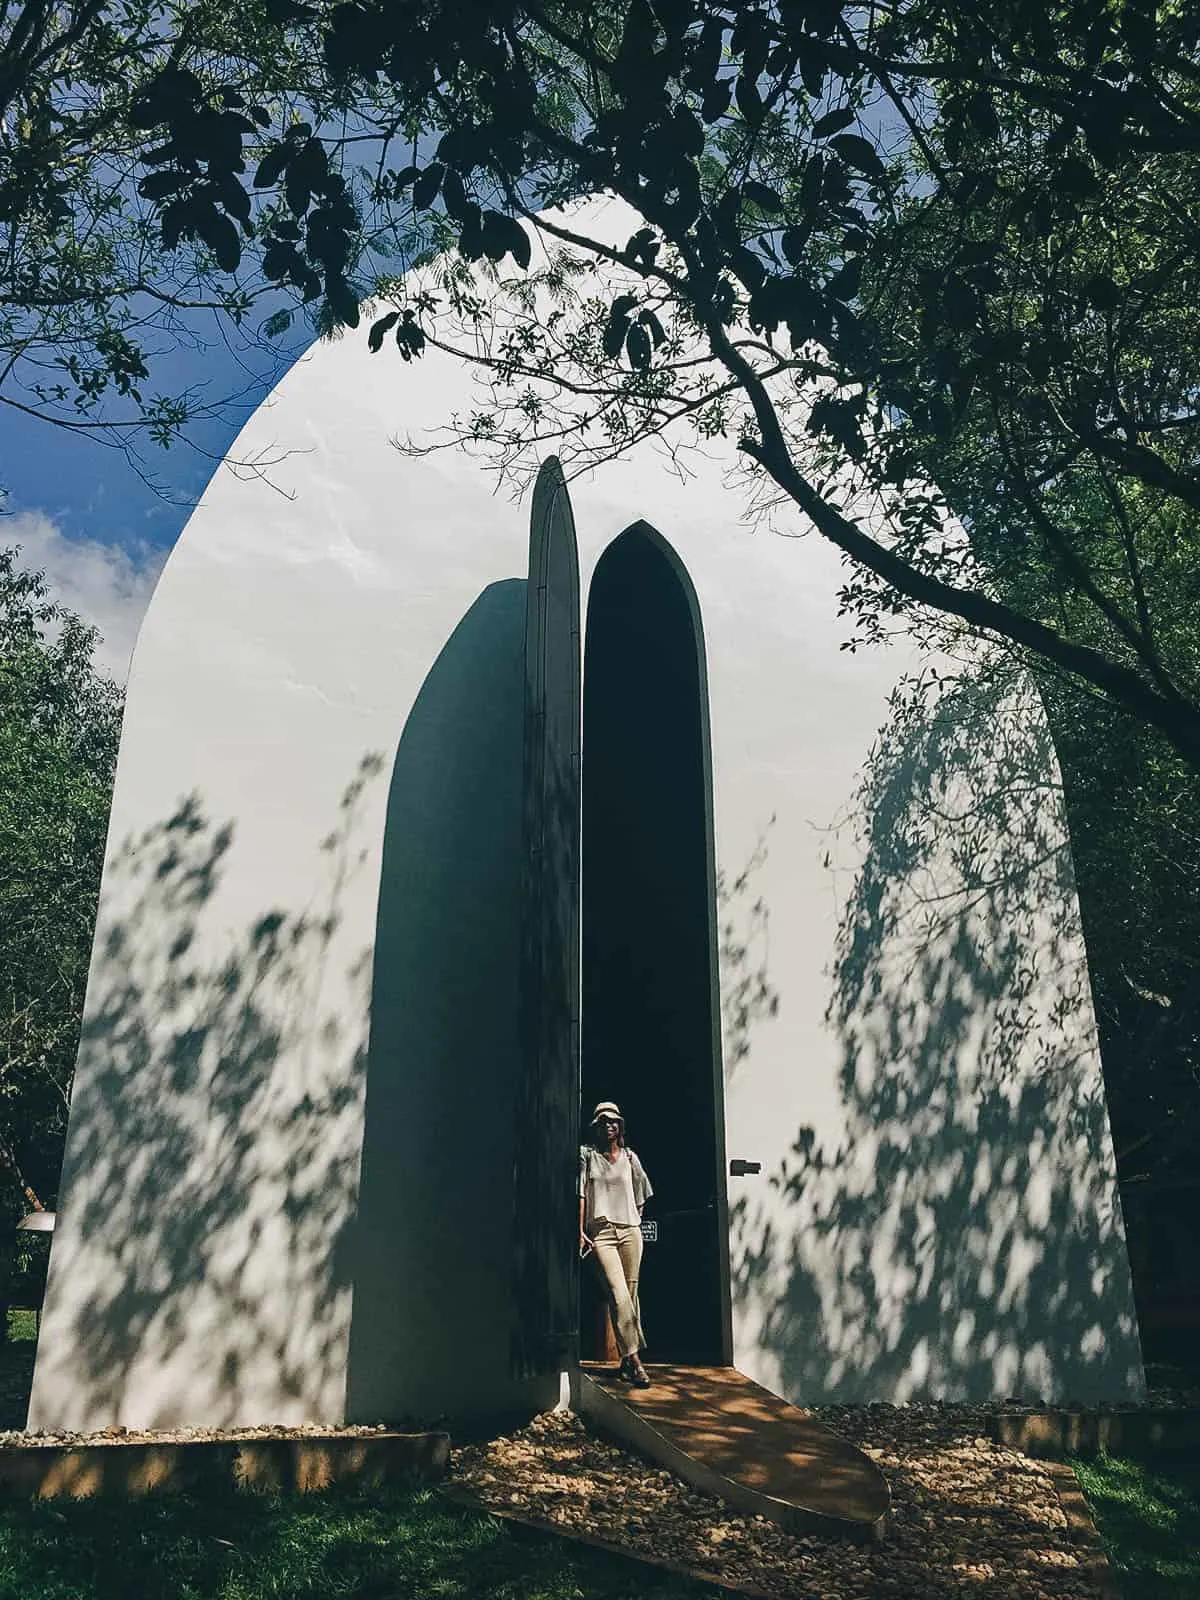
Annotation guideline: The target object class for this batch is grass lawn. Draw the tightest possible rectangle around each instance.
[0,1481,716,1600]
[1073,1452,1200,1599]
[0,1317,709,1600]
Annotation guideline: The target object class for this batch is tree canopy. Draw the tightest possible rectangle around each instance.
[7,0,1200,760]
[0,546,122,1223]
[85,0,1200,760]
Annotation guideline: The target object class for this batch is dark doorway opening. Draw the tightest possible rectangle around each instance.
[581,522,728,1367]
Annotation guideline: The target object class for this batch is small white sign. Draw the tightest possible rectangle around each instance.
[640,1220,658,1243]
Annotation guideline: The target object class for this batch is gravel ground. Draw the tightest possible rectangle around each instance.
[450,1406,1113,1600]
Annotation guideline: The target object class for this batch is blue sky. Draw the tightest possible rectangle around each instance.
[2,307,314,680]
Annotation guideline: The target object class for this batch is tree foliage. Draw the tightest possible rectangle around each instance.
[0,547,122,1226]
[0,0,416,477]
[107,0,1200,758]
[11,0,1200,761]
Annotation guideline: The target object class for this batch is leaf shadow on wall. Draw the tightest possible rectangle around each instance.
[719,818,782,1084]
[732,661,1144,1403]
[29,755,386,1430]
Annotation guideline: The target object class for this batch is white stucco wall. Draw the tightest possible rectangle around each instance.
[29,199,1142,1431]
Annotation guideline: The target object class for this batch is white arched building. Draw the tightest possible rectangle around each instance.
[29,204,1144,1432]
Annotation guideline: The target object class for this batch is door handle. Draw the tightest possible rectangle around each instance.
[729,1159,761,1176]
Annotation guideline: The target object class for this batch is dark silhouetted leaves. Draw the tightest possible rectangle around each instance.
[701,77,733,122]
[743,180,783,214]
[325,272,359,327]
[603,294,638,358]
[624,228,660,269]
[828,132,887,182]
[827,256,862,300]
[254,143,290,189]
[735,75,764,126]
[129,68,204,129]
[639,308,666,347]
[626,320,652,369]
[395,309,426,361]
[1083,273,1122,309]
[812,104,856,138]
[480,210,530,267]
[412,163,445,210]
[369,310,399,351]
[324,3,377,77]
[197,210,241,271]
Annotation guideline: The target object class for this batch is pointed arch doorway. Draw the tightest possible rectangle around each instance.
[580,522,731,1368]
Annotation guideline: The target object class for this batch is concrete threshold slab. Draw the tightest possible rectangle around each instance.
[573,1363,890,1544]
[0,1430,449,1499]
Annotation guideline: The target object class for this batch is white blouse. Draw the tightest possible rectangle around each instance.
[579,1146,653,1230]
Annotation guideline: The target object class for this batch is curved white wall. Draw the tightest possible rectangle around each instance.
[29,199,1143,1430]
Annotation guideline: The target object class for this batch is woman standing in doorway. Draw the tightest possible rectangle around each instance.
[579,1100,653,1387]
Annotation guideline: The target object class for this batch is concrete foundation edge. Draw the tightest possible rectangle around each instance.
[990,1409,1200,1458]
[0,1431,450,1499]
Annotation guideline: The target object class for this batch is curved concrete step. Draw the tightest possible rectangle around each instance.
[573,1363,890,1544]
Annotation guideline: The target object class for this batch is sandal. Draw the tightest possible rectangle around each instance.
[630,1360,651,1388]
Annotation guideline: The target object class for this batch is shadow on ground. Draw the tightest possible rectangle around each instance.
[0,1482,711,1600]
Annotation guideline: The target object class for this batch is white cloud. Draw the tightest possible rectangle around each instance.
[3,512,167,684]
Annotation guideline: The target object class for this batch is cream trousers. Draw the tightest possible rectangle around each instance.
[590,1220,645,1358]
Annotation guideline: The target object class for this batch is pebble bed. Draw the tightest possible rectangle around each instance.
[450,1406,1115,1600]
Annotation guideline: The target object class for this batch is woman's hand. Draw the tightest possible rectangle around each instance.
[579,1230,592,1258]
